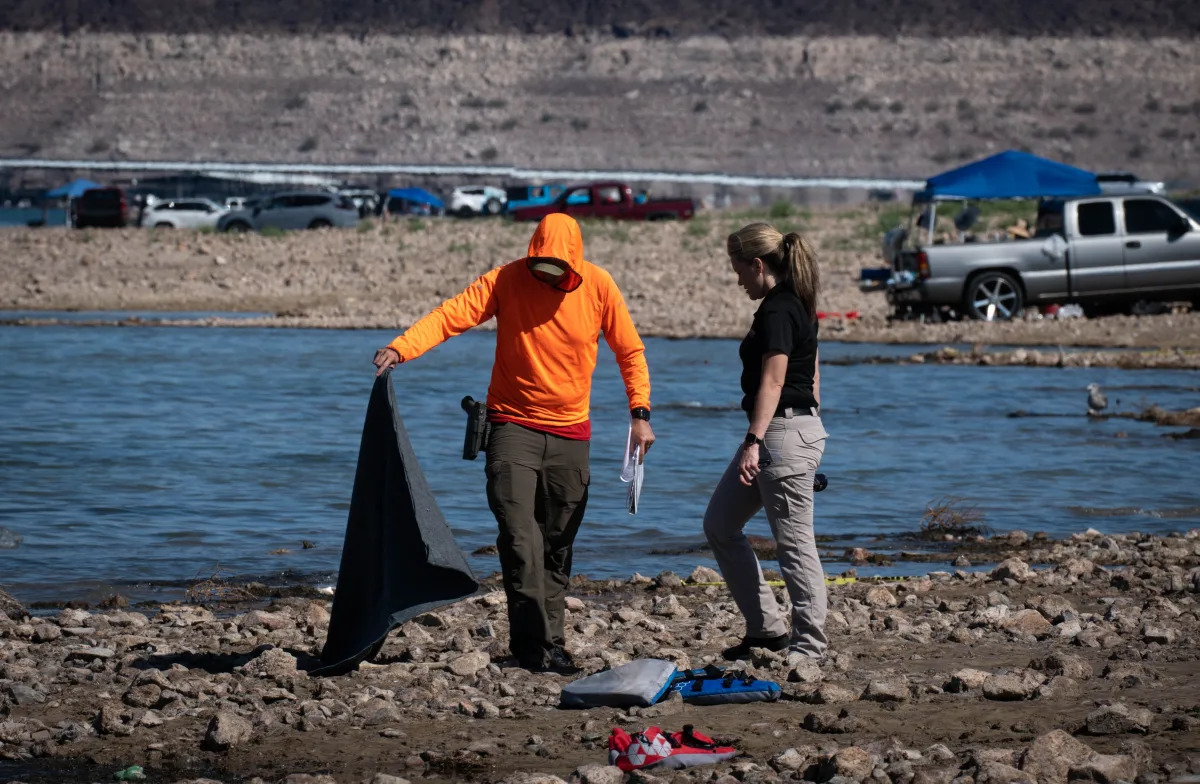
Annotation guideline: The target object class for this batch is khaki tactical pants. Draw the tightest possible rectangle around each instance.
[703,412,829,658]
[485,421,590,660]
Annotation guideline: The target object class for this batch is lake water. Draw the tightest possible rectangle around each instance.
[0,207,68,228]
[1,324,1197,605]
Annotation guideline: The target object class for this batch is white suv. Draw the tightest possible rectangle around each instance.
[448,185,506,217]
[143,198,228,229]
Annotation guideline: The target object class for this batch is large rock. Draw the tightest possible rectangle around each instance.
[862,678,908,702]
[944,667,991,693]
[355,698,404,726]
[864,586,898,609]
[1032,594,1077,620]
[982,670,1043,701]
[828,747,874,780]
[447,651,490,677]
[1083,703,1153,735]
[1002,609,1052,637]
[203,710,253,750]
[1018,729,1095,783]
[1040,652,1093,680]
[812,683,861,704]
[241,647,300,679]
[573,764,624,784]
[975,762,1034,783]
[990,558,1031,581]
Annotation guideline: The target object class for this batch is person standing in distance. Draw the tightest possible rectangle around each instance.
[703,222,830,661]
[373,213,655,674]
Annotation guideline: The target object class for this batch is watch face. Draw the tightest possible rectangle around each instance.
[744,433,758,446]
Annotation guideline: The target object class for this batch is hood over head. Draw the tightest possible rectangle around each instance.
[526,213,585,292]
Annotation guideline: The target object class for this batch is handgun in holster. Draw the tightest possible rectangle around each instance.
[461,396,491,461]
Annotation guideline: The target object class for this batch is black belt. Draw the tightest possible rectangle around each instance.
[775,406,818,418]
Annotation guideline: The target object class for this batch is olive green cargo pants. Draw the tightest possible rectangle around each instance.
[485,421,590,662]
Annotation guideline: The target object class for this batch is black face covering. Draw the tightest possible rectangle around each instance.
[526,256,583,292]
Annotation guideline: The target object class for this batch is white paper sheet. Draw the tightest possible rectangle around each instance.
[620,425,644,515]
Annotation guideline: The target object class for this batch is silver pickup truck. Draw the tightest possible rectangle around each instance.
[887,194,1200,320]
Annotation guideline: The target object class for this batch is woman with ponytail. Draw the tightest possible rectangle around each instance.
[703,222,831,660]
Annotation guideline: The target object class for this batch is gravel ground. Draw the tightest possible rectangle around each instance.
[1,529,1199,783]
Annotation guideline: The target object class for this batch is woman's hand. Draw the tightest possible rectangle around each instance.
[373,347,401,376]
[738,443,761,486]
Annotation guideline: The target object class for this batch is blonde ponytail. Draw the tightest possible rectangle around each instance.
[727,223,820,321]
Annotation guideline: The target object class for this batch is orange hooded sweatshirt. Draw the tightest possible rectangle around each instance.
[387,214,650,428]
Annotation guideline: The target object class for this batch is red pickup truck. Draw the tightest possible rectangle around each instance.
[510,181,696,222]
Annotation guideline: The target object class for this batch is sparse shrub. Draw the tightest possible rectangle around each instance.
[852,96,882,111]
[769,200,794,219]
[693,100,708,113]
[480,146,499,161]
[498,118,518,131]
[462,121,483,134]
[407,218,426,231]
[1128,143,1146,160]
[260,225,286,238]
[1072,102,1096,114]
[461,96,486,108]
[284,93,308,111]
[824,99,845,114]
[608,226,631,243]
[955,98,975,119]
[919,496,989,539]
[1052,59,1069,70]
[448,240,474,254]
[750,117,762,128]
[1143,97,1161,112]
[686,217,711,238]
[299,136,318,152]
[1045,127,1070,139]
[540,112,555,123]
[485,98,507,109]
[887,100,904,114]
[87,138,110,154]
[357,219,374,233]
[398,94,415,107]
[570,118,590,131]
[923,100,941,112]
[1159,127,1180,140]
[1071,123,1097,138]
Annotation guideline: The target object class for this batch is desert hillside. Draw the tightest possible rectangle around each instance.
[1,2,1198,190]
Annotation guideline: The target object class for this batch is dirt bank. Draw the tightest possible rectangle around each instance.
[3,212,1199,362]
[1,529,1198,783]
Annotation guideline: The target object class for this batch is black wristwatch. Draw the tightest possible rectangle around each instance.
[631,407,651,422]
[743,432,765,448]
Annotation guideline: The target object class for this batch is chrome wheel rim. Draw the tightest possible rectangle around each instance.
[972,279,1018,320]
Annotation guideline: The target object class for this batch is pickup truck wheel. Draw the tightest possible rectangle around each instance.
[222,220,251,233]
[964,271,1023,321]
[154,222,173,229]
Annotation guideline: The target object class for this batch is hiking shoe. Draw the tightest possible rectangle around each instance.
[545,645,582,675]
[721,632,789,661]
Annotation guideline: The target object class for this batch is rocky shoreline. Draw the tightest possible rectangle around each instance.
[2,528,1198,784]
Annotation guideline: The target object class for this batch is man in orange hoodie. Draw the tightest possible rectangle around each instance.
[373,213,655,674]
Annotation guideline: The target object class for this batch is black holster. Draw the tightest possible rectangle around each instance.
[460,396,491,461]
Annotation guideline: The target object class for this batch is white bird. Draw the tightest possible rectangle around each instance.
[1087,383,1108,415]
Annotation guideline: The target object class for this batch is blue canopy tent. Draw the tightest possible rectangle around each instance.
[908,151,1100,245]
[915,150,1100,202]
[386,187,444,216]
[45,179,102,199]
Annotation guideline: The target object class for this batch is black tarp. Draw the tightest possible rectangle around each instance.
[312,370,479,676]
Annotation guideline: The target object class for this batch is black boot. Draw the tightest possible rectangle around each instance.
[721,632,789,660]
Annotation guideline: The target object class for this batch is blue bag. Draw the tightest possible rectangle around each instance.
[667,664,781,705]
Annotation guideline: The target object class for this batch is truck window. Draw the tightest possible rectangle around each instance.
[1076,202,1115,236]
[597,186,622,204]
[1124,199,1180,234]
[566,189,591,205]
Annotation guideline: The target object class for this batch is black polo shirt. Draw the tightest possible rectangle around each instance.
[739,285,819,414]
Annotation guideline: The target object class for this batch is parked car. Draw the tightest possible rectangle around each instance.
[504,184,566,213]
[509,181,695,222]
[448,185,506,217]
[142,198,227,229]
[887,194,1200,320]
[217,191,358,232]
[71,187,129,228]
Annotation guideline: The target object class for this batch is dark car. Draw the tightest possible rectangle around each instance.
[217,191,359,232]
[71,187,129,228]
